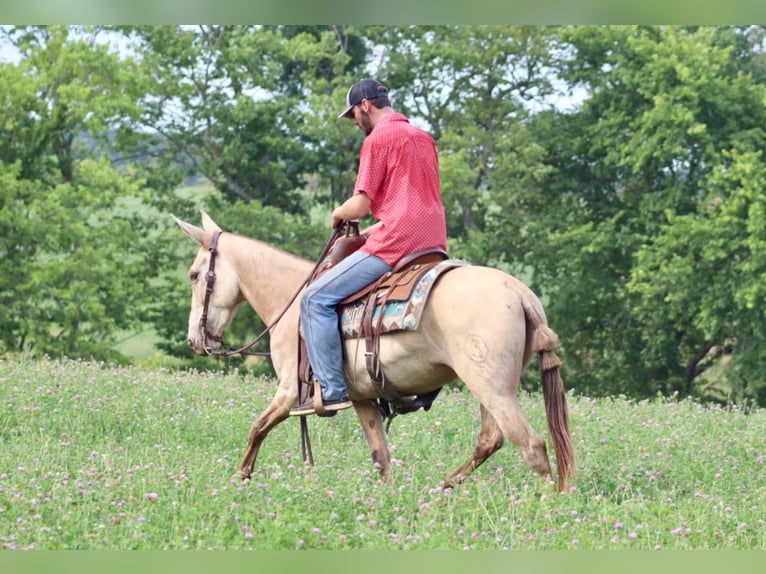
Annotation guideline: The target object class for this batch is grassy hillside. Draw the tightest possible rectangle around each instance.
[0,357,763,550]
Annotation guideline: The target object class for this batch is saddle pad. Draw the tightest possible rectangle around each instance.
[340,259,468,339]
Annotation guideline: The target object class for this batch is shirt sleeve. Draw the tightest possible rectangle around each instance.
[354,137,386,201]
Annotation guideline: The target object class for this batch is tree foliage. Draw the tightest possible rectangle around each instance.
[0,26,172,361]
[2,25,766,405]
[117,25,369,212]
[526,26,766,404]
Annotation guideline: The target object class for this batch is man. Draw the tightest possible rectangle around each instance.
[290,78,447,417]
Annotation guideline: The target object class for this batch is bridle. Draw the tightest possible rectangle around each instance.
[197,224,345,357]
[198,230,226,355]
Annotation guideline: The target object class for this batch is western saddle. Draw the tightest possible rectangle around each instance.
[298,225,448,420]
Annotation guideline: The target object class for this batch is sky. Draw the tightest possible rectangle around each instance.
[0,36,20,64]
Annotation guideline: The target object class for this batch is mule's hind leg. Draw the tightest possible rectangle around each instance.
[353,401,392,483]
[444,405,504,488]
[489,395,552,481]
[462,375,553,483]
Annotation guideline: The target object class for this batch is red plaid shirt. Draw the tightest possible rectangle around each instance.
[354,112,447,265]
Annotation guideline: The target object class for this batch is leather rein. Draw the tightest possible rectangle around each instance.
[198,225,345,357]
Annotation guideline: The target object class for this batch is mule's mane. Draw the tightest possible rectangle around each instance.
[220,231,314,325]
[226,231,312,265]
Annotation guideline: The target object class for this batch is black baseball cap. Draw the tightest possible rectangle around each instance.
[338,79,388,119]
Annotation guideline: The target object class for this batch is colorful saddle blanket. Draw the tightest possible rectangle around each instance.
[340,259,468,339]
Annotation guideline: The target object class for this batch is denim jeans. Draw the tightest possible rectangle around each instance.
[300,249,392,400]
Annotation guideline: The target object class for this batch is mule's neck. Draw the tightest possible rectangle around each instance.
[223,233,314,324]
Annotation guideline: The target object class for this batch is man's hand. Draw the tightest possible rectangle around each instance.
[331,208,346,229]
[331,193,371,228]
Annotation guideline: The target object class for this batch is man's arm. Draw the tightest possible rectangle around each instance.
[331,192,372,228]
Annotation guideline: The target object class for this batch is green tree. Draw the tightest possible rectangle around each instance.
[0,26,175,360]
[529,26,766,403]
[365,25,559,267]
[120,25,369,213]
[629,147,766,406]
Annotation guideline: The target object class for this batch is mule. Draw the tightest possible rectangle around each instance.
[173,211,575,491]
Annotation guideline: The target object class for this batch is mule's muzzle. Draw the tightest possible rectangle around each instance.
[189,338,208,355]
[189,330,222,355]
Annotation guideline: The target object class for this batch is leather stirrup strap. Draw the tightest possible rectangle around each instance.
[362,274,390,382]
[313,378,332,417]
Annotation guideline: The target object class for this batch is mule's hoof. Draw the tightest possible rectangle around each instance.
[234,470,251,482]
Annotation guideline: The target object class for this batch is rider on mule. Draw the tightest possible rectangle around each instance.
[290,79,448,417]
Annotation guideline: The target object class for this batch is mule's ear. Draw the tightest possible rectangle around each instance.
[200,209,223,233]
[172,215,206,245]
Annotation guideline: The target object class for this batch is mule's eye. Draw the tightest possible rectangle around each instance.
[189,271,199,282]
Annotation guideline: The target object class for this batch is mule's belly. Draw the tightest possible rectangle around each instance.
[342,330,456,399]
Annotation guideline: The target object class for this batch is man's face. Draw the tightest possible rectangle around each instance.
[353,103,373,136]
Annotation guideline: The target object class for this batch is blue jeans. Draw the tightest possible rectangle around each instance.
[300,249,392,400]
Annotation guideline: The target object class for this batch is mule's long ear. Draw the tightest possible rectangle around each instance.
[200,209,223,233]
[172,215,206,246]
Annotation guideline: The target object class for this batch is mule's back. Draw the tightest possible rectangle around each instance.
[341,265,544,397]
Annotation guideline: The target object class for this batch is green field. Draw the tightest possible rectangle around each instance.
[0,356,764,550]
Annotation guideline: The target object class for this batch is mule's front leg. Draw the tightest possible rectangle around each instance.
[353,401,392,483]
[238,398,291,479]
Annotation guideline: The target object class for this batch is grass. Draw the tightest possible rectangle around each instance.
[112,328,162,362]
[0,356,764,550]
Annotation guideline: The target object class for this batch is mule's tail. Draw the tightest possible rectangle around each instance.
[523,295,575,492]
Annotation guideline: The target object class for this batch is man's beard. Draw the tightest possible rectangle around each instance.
[360,109,373,136]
